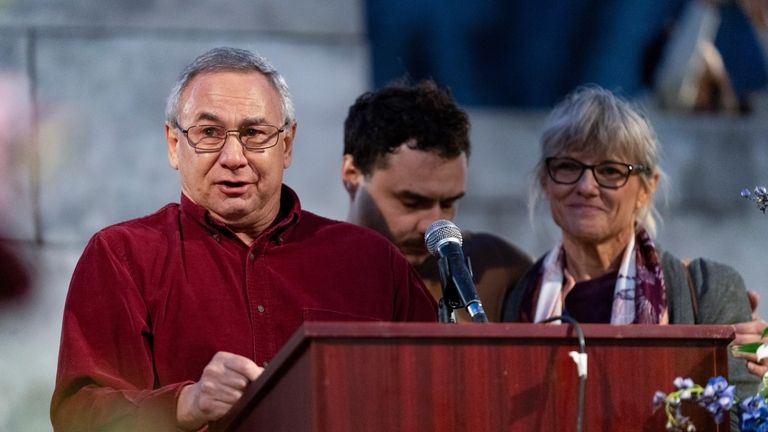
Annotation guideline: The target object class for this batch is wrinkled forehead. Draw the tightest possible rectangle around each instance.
[179,71,283,123]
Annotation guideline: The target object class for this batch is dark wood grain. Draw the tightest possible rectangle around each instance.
[212,323,733,432]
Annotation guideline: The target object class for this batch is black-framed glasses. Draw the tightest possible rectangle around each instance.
[180,123,287,153]
[545,157,648,189]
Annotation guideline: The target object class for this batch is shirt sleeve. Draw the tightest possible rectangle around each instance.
[51,231,193,432]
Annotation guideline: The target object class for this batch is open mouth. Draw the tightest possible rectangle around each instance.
[217,181,250,195]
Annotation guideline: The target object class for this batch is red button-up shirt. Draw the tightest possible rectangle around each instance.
[51,185,436,431]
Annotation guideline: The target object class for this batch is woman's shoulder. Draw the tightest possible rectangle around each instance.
[660,250,744,285]
[661,248,749,324]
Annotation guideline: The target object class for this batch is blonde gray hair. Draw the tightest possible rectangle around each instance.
[530,85,665,236]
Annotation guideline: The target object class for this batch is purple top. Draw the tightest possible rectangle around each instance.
[564,270,618,323]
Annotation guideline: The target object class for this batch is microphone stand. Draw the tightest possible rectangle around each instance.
[437,298,456,323]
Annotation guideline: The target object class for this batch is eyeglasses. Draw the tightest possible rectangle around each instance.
[545,157,648,189]
[179,123,287,153]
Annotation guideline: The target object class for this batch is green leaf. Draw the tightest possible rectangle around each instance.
[731,342,763,354]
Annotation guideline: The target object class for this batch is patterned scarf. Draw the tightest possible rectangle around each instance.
[533,226,668,324]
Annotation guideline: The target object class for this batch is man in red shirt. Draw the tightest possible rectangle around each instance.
[51,47,436,432]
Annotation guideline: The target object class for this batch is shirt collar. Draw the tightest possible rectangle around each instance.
[179,184,302,243]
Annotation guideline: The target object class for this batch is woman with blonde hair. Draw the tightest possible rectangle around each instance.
[501,85,758,401]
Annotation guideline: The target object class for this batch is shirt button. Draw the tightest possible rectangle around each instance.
[263,361,269,367]
[248,252,255,261]
[257,304,265,313]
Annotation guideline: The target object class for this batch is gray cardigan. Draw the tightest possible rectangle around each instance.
[502,250,759,403]
[661,252,759,409]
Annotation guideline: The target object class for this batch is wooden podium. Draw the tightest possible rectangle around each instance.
[211,322,733,432]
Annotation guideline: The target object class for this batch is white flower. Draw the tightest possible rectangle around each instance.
[756,343,768,362]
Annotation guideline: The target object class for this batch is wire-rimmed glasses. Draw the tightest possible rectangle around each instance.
[545,157,648,189]
[180,123,287,153]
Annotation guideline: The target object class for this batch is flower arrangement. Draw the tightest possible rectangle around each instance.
[655,186,768,430]
[652,376,734,431]
[654,373,768,432]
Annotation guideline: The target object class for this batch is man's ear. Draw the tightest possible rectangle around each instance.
[282,120,297,169]
[165,122,180,170]
[341,154,363,199]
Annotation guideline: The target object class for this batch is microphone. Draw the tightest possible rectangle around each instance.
[424,220,488,323]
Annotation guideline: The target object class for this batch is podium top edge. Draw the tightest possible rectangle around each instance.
[292,321,735,341]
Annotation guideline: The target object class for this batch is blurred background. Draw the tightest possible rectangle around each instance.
[1,0,767,430]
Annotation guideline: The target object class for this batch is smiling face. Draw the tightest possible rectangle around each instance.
[544,151,655,247]
[165,71,294,236]
[343,142,467,266]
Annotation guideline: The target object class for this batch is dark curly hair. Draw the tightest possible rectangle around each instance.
[343,79,470,175]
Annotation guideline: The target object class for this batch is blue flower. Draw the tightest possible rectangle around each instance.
[699,376,735,423]
[741,395,768,432]
[742,186,768,213]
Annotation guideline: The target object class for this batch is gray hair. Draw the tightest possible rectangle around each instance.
[530,85,665,236]
[165,47,295,127]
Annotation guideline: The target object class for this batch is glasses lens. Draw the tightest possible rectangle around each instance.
[187,125,226,150]
[240,125,280,149]
[547,158,585,184]
[594,162,631,187]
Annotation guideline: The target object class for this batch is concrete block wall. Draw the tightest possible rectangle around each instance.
[1,2,768,430]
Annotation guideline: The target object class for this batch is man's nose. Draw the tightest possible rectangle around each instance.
[417,205,446,234]
[218,134,248,167]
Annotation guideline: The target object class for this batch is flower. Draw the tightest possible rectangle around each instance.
[699,376,735,424]
[654,376,768,431]
[741,395,768,432]
[742,186,768,213]
[654,376,734,431]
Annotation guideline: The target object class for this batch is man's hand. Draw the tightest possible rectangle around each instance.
[176,351,264,431]
[731,290,768,378]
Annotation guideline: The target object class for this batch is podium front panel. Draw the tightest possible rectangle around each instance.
[214,323,732,432]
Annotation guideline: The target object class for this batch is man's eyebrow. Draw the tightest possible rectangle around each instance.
[394,190,431,202]
[194,112,222,123]
[442,192,465,203]
[394,190,465,202]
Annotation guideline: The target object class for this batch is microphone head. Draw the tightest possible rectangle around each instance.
[424,219,463,256]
